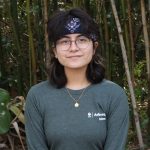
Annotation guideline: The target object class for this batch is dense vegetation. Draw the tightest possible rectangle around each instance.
[0,0,150,149]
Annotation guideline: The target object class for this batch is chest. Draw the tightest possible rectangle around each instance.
[43,92,107,147]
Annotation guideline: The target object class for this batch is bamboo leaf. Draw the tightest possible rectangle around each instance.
[7,96,25,124]
[9,105,25,124]
[12,121,26,150]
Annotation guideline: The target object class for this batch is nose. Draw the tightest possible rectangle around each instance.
[69,41,79,52]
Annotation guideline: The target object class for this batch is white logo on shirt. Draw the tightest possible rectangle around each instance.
[88,112,106,120]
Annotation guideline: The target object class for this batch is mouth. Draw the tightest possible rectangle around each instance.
[67,55,82,58]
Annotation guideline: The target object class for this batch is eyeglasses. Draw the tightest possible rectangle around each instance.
[56,36,91,51]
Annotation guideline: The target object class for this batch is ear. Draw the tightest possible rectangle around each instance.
[53,48,58,58]
[93,42,99,54]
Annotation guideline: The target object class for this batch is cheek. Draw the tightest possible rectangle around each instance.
[85,49,94,61]
[53,49,57,58]
[55,50,61,59]
[56,52,66,64]
[85,54,93,64]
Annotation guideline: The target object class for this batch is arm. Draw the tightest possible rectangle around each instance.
[104,91,129,150]
[25,89,49,150]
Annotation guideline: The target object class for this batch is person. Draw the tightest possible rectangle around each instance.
[25,8,129,150]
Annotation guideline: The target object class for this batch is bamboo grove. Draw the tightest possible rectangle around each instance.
[0,0,150,149]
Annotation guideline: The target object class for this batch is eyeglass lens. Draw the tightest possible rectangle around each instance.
[56,36,90,51]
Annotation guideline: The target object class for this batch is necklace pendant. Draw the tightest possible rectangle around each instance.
[74,102,79,107]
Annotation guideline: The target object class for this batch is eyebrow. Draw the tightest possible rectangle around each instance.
[61,34,83,39]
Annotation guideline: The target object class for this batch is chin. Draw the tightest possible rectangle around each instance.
[65,64,88,70]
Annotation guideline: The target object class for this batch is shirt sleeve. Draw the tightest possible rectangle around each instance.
[25,89,49,150]
[104,91,129,150]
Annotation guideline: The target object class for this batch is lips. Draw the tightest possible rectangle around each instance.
[66,55,82,58]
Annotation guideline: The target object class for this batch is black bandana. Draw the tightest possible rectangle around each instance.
[63,17,97,42]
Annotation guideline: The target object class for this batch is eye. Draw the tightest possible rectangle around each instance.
[77,36,89,43]
[58,39,70,45]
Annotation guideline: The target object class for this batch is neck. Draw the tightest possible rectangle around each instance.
[65,67,90,90]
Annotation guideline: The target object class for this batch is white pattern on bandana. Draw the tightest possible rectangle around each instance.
[65,18,80,33]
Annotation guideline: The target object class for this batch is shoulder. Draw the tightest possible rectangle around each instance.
[30,80,52,89]
[31,80,56,91]
[93,79,125,95]
[89,79,128,104]
[26,81,61,110]
[27,80,57,97]
[91,79,128,114]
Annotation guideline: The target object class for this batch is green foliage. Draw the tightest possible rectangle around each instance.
[134,61,147,101]
[0,0,150,149]
[0,88,11,134]
[8,96,25,124]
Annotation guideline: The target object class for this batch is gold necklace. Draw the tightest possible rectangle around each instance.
[66,87,87,108]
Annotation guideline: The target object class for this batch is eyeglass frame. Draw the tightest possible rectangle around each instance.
[55,35,92,51]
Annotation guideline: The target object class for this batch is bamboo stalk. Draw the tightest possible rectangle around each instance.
[34,0,46,80]
[43,0,50,70]
[126,0,135,84]
[9,0,23,94]
[126,0,136,132]
[53,0,58,10]
[149,0,150,12]
[95,0,105,56]
[140,0,150,77]
[0,12,5,79]
[73,0,84,8]
[26,0,37,85]
[140,0,150,135]
[103,1,111,79]
[110,0,144,149]
[120,0,131,70]
[84,0,90,14]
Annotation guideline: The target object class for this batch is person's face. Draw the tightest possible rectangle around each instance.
[54,34,98,70]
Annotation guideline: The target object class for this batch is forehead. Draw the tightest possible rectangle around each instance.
[60,33,83,39]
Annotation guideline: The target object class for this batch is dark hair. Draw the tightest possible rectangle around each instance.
[47,8,105,88]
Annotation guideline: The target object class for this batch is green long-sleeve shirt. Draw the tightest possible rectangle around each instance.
[25,79,129,150]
